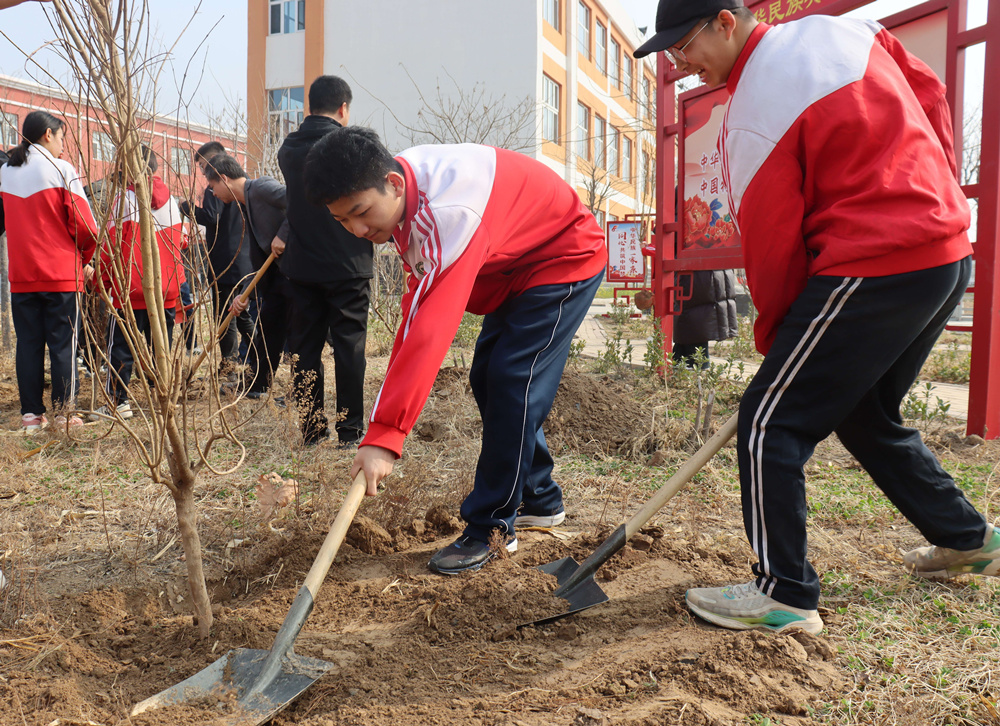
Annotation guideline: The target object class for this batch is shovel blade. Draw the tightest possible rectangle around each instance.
[529,556,609,626]
[130,647,335,725]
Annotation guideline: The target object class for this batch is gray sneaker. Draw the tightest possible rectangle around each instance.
[686,581,823,634]
[903,524,1000,580]
[88,401,133,422]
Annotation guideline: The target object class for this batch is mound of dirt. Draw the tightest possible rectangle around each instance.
[347,515,394,555]
[415,366,651,457]
[548,369,648,455]
[410,558,565,643]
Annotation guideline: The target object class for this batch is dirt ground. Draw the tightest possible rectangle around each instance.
[0,356,997,726]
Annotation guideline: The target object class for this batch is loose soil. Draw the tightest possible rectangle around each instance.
[0,356,995,725]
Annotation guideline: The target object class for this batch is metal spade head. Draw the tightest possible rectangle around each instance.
[130,647,336,726]
[528,556,610,626]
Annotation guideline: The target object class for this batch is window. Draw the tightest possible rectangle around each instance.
[607,126,619,176]
[577,2,590,59]
[576,103,590,161]
[268,86,305,142]
[645,77,654,118]
[594,116,606,168]
[595,21,607,73]
[609,37,620,88]
[543,0,560,30]
[0,111,18,148]
[595,209,606,229]
[542,75,561,144]
[171,147,192,177]
[621,135,632,182]
[269,0,305,34]
[93,130,114,163]
[623,56,634,101]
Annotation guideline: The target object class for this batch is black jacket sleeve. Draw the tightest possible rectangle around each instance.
[179,187,222,229]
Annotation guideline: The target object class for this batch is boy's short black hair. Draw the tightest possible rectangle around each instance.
[203,153,247,183]
[304,127,403,206]
[196,140,225,163]
[308,75,352,115]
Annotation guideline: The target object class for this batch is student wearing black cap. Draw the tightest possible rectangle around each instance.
[636,0,997,635]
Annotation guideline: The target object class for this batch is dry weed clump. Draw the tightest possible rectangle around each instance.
[358,463,470,540]
[0,541,45,629]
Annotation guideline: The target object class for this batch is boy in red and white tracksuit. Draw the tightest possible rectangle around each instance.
[96,166,185,418]
[304,131,607,573]
[635,1,996,633]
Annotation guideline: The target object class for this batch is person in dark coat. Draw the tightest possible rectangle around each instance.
[278,75,374,447]
[203,153,291,400]
[178,141,254,377]
[672,269,738,369]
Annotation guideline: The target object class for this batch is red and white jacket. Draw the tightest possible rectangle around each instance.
[0,145,98,293]
[720,18,972,354]
[102,176,185,310]
[364,144,608,456]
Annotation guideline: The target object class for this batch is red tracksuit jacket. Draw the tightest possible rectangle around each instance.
[0,145,98,292]
[102,175,185,311]
[364,145,608,456]
[720,18,972,354]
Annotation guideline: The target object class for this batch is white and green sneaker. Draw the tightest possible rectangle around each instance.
[903,524,1000,580]
[685,581,823,635]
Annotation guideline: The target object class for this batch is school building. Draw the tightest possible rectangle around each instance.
[0,74,246,194]
[247,0,657,225]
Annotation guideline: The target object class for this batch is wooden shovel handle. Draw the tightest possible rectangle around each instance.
[188,251,276,375]
[303,471,368,596]
[625,411,739,540]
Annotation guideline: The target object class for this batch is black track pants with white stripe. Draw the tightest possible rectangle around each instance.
[738,256,987,610]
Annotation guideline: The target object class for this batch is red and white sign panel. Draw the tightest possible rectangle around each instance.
[682,89,741,253]
[606,222,645,283]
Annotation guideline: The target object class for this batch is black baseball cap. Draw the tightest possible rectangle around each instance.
[634,0,745,58]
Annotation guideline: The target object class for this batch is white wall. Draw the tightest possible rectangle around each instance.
[319,0,540,154]
[265,32,306,91]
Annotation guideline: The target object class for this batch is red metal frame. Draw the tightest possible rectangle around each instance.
[651,0,999,438]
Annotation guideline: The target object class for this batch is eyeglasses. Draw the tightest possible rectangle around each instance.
[665,20,712,65]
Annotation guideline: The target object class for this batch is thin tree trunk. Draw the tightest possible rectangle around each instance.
[166,434,213,637]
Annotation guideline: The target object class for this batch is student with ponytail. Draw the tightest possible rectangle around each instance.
[0,111,98,431]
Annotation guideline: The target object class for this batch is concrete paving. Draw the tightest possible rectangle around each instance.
[576,297,970,421]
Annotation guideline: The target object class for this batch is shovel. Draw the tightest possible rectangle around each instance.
[131,470,369,725]
[531,412,739,626]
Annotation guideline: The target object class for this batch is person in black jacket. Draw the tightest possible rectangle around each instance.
[204,154,291,400]
[278,76,374,447]
[672,269,738,370]
[178,141,254,378]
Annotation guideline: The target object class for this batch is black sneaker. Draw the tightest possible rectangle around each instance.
[336,439,360,451]
[427,534,517,575]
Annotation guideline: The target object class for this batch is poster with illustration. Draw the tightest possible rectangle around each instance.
[682,89,740,252]
[606,222,645,283]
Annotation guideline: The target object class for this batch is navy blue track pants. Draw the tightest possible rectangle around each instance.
[739,257,987,609]
[12,291,79,415]
[460,271,603,542]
